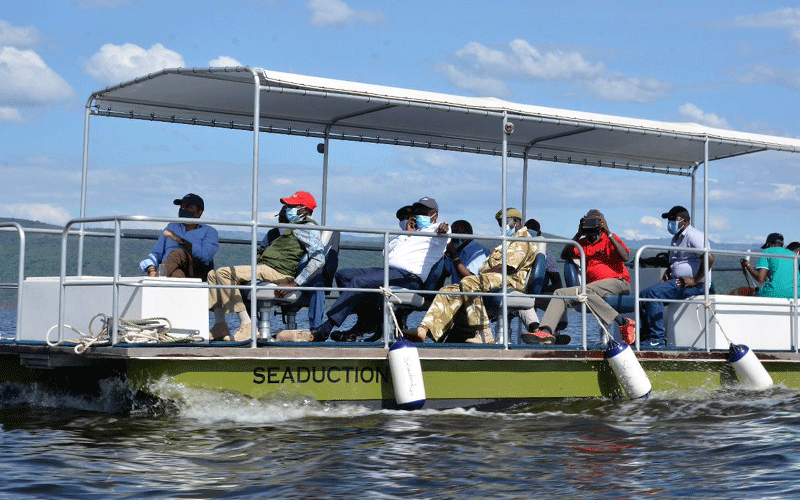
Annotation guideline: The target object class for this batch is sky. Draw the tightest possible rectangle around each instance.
[1,0,799,245]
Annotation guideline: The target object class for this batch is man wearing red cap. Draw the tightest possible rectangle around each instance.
[207,191,324,341]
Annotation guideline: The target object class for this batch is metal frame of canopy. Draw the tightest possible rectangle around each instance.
[78,66,800,346]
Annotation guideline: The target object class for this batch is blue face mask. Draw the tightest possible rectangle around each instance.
[415,215,432,230]
[285,207,302,223]
[667,220,681,235]
[505,224,516,237]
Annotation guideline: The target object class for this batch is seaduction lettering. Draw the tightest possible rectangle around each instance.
[253,365,387,385]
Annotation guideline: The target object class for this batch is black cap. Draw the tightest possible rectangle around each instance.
[412,196,438,213]
[173,193,204,211]
[395,205,415,220]
[761,232,784,249]
[661,205,690,220]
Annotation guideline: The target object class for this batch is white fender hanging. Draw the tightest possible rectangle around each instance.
[727,343,773,390]
[605,338,652,399]
[388,337,426,410]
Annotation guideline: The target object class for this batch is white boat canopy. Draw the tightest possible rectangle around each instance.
[89,67,800,176]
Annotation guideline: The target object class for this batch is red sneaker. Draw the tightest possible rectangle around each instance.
[619,318,636,345]
[521,330,556,345]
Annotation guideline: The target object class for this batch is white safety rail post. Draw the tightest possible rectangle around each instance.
[0,224,25,341]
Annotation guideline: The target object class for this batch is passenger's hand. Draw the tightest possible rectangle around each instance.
[446,241,458,259]
[678,276,697,288]
[599,219,610,235]
[436,222,449,234]
[164,229,180,242]
[275,280,298,298]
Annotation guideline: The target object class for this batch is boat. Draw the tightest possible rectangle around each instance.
[1,66,799,409]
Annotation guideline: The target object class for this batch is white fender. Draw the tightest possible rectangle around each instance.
[605,339,652,399]
[728,343,773,390]
[388,337,426,410]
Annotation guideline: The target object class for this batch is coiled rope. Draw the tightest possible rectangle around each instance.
[46,313,203,354]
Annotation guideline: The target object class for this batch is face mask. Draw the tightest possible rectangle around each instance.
[505,224,516,237]
[399,220,409,230]
[668,220,681,235]
[285,207,302,223]
[415,215,432,230]
[178,208,193,218]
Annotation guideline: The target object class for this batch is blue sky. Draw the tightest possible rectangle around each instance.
[1,0,799,245]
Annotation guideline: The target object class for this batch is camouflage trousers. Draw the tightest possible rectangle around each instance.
[420,272,523,342]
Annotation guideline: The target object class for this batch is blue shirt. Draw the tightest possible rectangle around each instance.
[140,222,219,272]
[444,240,488,284]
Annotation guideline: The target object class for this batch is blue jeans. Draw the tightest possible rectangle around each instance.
[326,267,421,327]
[640,280,705,342]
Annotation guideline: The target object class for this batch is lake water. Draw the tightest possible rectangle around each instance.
[2,309,800,499]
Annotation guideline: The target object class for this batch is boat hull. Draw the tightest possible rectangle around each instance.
[3,342,800,408]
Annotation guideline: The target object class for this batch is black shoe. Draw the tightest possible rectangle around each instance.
[330,330,359,342]
[311,320,334,342]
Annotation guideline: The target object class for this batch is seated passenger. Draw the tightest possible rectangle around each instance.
[139,193,219,280]
[522,210,633,346]
[515,217,562,333]
[406,208,537,344]
[638,206,713,347]
[328,203,426,342]
[312,197,450,342]
[735,233,798,298]
[207,191,324,341]
[443,220,489,285]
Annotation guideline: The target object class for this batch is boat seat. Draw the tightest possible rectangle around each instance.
[563,260,633,312]
[243,230,339,339]
[484,252,547,341]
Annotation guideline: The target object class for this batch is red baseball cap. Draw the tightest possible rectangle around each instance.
[280,191,317,210]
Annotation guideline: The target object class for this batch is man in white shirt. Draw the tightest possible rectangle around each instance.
[312,197,450,341]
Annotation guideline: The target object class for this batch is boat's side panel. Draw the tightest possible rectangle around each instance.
[124,356,761,402]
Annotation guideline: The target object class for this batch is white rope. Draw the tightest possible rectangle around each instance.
[573,290,614,344]
[695,301,734,345]
[379,286,404,340]
[46,313,203,355]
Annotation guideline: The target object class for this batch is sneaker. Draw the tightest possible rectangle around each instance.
[310,327,329,342]
[521,330,556,345]
[619,318,636,345]
[402,327,427,343]
[465,325,495,344]
[647,338,663,348]
[330,330,359,342]
[232,322,252,342]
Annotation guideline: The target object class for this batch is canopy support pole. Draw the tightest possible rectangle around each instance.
[248,70,261,347]
[78,100,92,276]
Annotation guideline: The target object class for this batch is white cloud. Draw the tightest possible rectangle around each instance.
[0,204,72,225]
[84,42,185,84]
[584,75,672,103]
[640,215,663,228]
[736,65,800,90]
[772,183,799,200]
[731,7,800,29]
[0,47,74,105]
[307,0,384,27]
[709,216,732,231]
[441,64,509,97]
[0,20,42,47]
[209,56,243,67]
[0,106,23,122]
[444,39,671,102]
[678,103,731,129]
